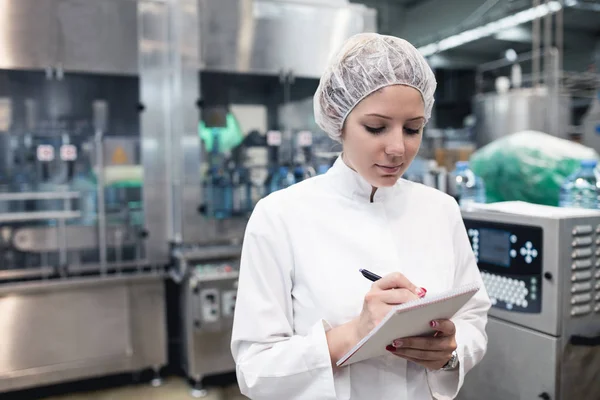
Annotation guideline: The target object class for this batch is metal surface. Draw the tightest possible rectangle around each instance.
[0,0,138,75]
[459,317,560,400]
[473,86,571,148]
[198,0,377,78]
[458,206,600,400]
[0,275,167,393]
[180,255,239,386]
[168,0,204,245]
[138,0,171,264]
[11,225,138,253]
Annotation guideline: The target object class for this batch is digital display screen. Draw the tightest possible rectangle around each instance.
[478,228,511,267]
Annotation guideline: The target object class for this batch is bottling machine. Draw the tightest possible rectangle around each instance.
[458,202,600,400]
[0,0,175,393]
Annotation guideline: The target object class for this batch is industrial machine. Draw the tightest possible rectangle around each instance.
[172,246,241,397]
[458,202,600,400]
[0,0,173,393]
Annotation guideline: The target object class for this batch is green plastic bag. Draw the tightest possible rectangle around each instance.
[469,130,599,206]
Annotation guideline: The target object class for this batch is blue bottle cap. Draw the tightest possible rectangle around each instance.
[456,161,469,169]
[581,159,598,168]
[279,166,288,175]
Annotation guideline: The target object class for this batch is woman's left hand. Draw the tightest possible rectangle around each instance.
[386,319,457,370]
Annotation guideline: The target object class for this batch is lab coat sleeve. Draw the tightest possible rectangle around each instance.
[230,198,337,400]
[427,200,492,400]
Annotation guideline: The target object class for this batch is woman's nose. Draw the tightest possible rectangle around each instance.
[385,133,405,157]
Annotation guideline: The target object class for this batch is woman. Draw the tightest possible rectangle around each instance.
[231,33,491,400]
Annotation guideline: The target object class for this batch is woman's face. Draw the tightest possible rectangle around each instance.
[341,84,425,188]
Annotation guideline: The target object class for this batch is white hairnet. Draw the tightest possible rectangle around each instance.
[314,33,437,142]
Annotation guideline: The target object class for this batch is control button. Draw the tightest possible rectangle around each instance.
[573,259,592,270]
[525,241,532,249]
[506,303,513,310]
[224,265,232,272]
[522,300,528,308]
[510,235,517,243]
[571,282,592,293]
[572,271,593,282]
[531,285,537,292]
[520,247,527,256]
[510,249,517,258]
[571,293,592,304]
[571,304,592,316]
[572,248,593,259]
[531,277,537,284]
[595,304,600,313]
[596,293,600,302]
[596,270,600,279]
[531,293,537,300]
[473,244,479,251]
[597,224,600,234]
[572,236,593,247]
[595,281,600,291]
[573,225,593,235]
[520,281,525,287]
[525,256,532,264]
[473,237,479,244]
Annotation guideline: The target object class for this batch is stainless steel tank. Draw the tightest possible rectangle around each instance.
[473,86,571,148]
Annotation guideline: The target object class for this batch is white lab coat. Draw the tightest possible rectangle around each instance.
[231,157,491,400]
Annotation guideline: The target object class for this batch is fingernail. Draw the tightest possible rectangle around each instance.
[417,287,427,297]
[393,340,403,348]
[386,345,395,352]
[430,320,437,328]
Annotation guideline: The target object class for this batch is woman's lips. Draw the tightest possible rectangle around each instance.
[376,164,402,174]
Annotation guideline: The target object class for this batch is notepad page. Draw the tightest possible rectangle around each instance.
[337,283,480,367]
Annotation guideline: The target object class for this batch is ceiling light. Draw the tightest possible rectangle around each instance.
[419,1,563,57]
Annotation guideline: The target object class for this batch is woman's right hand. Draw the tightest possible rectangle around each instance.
[354,272,427,341]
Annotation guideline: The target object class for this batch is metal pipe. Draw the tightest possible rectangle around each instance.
[543,0,552,86]
[532,0,541,87]
[0,210,81,223]
[0,191,79,201]
[556,4,563,77]
[93,100,108,275]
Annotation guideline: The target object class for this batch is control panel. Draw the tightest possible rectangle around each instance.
[464,219,543,314]
[189,261,239,329]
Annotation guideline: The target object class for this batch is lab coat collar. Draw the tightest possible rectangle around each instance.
[328,156,398,203]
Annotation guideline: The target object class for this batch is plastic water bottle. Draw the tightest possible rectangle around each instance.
[269,166,295,193]
[559,160,599,209]
[451,161,486,207]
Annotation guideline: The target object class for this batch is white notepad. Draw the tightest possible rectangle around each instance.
[336,283,481,367]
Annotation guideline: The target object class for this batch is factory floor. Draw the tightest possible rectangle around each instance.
[43,377,246,400]
[12,374,247,400]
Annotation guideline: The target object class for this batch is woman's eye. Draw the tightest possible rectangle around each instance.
[404,127,421,135]
[364,125,385,134]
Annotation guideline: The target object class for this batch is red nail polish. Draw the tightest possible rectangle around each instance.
[430,320,437,328]
[386,345,395,352]
[418,287,427,297]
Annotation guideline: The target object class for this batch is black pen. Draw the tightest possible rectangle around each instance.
[359,268,381,282]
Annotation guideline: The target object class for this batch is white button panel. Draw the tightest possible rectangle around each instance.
[481,271,535,311]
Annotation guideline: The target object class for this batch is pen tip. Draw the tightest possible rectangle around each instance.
[358,268,364,273]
